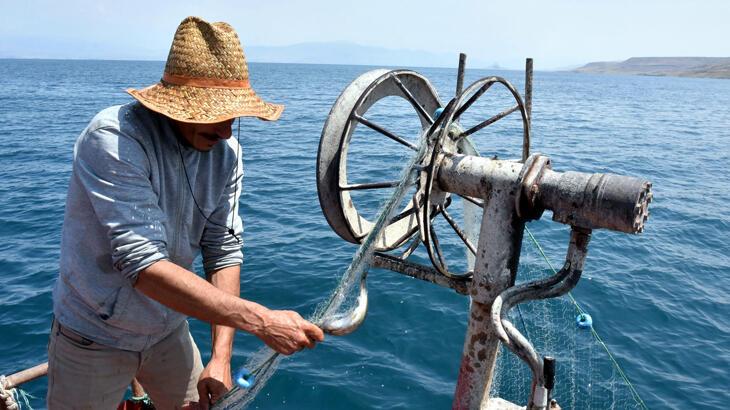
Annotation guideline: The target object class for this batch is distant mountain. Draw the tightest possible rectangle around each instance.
[246,42,498,69]
[0,38,504,69]
[574,57,730,79]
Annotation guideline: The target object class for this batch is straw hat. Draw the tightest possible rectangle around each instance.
[127,16,284,123]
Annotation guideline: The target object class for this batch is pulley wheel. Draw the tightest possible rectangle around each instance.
[317,69,441,251]
[420,76,530,278]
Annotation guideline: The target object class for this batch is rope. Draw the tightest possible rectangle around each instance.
[524,227,649,410]
[0,376,18,410]
[0,375,34,410]
[129,393,153,407]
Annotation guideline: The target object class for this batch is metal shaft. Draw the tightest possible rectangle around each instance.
[437,154,652,234]
[525,58,533,130]
[456,53,467,97]
[451,160,525,410]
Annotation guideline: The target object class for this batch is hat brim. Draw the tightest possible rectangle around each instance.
[127,82,284,124]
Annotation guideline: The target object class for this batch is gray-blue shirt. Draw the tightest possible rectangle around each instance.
[53,102,243,351]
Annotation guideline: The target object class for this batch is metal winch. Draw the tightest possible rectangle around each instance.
[315,55,652,410]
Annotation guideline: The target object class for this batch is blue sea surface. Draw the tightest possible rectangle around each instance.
[0,59,728,409]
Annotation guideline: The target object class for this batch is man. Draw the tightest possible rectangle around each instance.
[48,16,324,409]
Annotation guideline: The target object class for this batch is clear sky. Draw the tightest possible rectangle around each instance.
[2,0,729,69]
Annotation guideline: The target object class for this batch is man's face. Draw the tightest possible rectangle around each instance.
[173,119,235,152]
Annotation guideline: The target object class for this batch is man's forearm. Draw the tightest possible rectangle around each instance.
[134,260,266,335]
[135,259,325,357]
[207,265,240,361]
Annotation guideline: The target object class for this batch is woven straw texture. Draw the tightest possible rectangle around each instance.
[127,16,284,123]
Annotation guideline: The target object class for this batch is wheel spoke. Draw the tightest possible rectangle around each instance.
[453,82,494,121]
[459,194,484,208]
[429,220,448,269]
[340,180,401,190]
[388,205,419,224]
[352,114,418,151]
[459,104,520,138]
[400,235,421,259]
[391,74,434,124]
[441,208,477,255]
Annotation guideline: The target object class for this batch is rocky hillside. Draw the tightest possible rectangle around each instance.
[575,57,730,79]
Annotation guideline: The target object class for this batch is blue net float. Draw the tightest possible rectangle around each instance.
[234,367,255,389]
[576,313,593,329]
[433,107,445,120]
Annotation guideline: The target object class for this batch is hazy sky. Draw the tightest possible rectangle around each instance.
[2,0,729,68]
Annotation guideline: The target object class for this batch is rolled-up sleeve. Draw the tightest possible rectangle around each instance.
[200,152,243,274]
[74,126,169,283]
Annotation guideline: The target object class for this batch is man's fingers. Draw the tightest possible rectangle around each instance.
[275,343,296,355]
[209,384,227,404]
[298,321,323,350]
[261,311,326,354]
[211,396,220,405]
[294,333,313,350]
[304,337,316,349]
[303,322,325,342]
[197,382,210,410]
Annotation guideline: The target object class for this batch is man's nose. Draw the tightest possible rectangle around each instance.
[215,119,235,139]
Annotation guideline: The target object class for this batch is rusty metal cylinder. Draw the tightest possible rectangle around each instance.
[437,154,652,234]
[437,154,523,200]
[537,169,652,234]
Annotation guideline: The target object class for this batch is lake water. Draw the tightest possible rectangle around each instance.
[0,59,728,409]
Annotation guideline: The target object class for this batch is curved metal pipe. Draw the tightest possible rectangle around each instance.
[491,227,591,409]
[320,272,369,336]
[492,261,571,376]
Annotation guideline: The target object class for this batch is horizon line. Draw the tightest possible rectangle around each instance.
[0,56,544,71]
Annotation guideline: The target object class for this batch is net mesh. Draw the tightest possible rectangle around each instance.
[488,249,646,409]
[463,197,646,409]
[464,221,646,409]
[495,227,648,409]
[213,124,431,409]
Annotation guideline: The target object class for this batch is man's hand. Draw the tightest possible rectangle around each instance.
[254,310,325,355]
[197,357,232,409]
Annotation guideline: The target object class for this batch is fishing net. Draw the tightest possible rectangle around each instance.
[485,227,648,409]
[446,129,648,409]
[462,197,648,409]
[213,124,432,409]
